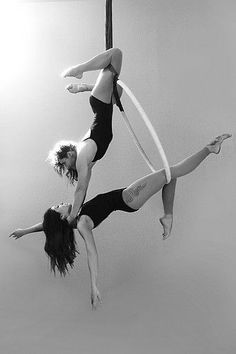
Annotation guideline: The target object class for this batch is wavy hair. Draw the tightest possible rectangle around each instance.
[46,140,78,184]
[43,208,79,276]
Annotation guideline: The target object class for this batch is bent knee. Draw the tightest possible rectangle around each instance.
[112,47,122,58]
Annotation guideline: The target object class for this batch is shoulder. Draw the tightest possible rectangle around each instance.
[77,140,97,165]
[77,215,94,233]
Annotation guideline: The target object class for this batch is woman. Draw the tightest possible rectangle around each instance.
[10,134,231,309]
[47,48,123,226]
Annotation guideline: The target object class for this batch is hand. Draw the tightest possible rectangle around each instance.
[91,287,102,310]
[9,229,25,239]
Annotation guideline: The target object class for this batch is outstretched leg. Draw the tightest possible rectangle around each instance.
[122,133,231,222]
[170,134,231,179]
[62,48,123,103]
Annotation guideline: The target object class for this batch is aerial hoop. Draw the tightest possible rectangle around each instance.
[117,80,171,183]
[105,0,171,183]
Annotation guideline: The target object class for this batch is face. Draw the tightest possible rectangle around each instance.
[51,203,72,219]
[59,151,76,170]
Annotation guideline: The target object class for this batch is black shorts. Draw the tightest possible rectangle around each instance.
[84,95,113,162]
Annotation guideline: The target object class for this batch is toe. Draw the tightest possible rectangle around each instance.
[66,84,72,90]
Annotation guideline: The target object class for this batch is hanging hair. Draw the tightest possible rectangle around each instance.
[46,140,78,184]
[43,208,79,276]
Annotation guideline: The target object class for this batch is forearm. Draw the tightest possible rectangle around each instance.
[87,249,99,290]
[22,222,43,235]
[70,189,86,219]
[79,224,101,309]
[10,222,44,239]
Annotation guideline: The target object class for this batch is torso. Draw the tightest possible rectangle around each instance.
[83,95,113,162]
[78,189,137,229]
[77,139,97,168]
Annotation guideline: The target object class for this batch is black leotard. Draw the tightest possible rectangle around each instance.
[78,188,137,228]
[84,95,113,162]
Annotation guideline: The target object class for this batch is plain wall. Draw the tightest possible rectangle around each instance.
[1,0,235,353]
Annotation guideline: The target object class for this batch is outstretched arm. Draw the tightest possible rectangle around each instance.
[9,222,43,239]
[78,219,101,310]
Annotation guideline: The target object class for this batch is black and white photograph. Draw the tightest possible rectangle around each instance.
[1,0,235,353]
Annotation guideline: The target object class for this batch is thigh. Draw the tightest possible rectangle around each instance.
[122,169,167,210]
[91,68,114,104]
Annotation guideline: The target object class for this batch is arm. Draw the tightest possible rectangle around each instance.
[78,221,101,309]
[9,222,43,239]
[67,159,92,224]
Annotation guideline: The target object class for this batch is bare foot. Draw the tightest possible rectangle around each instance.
[159,214,173,240]
[66,83,88,94]
[61,66,83,79]
[207,133,232,154]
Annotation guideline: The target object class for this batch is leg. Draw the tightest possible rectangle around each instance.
[66,83,94,94]
[159,178,177,239]
[122,148,210,211]
[122,133,231,210]
[160,134,230,238]
[91,49,122,103]
[66,82,123,105]
[62,48,122,78]
[62,48,122,103]
[161,179,177,215]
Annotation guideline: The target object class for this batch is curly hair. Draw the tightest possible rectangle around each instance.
[43,208,79,276]
[46,141,78,184]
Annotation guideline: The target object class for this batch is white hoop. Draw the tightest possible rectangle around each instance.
[117,79,171,183]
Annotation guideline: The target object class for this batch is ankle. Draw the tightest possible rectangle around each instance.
[164,214,173,219]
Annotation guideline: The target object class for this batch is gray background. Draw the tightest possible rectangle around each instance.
[1,0,235,353]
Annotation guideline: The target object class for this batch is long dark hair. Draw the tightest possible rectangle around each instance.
[43,208,79,276]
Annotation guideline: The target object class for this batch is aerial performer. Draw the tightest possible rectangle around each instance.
[47,47,123,226]
[10,134,231,309]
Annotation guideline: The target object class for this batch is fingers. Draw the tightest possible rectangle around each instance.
[9,232,20,239]
[66,84,73,91]
[91,293,102,310]
[91,296,98,310]
[97,291,102,303]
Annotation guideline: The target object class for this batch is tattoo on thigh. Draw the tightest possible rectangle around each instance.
[124,183,147,203]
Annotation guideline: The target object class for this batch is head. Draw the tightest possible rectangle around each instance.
[43,203,78,276]
[47,140,78,184]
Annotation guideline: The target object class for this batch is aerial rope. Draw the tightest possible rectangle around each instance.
[105,0,171,183]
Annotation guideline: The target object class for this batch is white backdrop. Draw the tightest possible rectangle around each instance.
[1,0,235,353]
